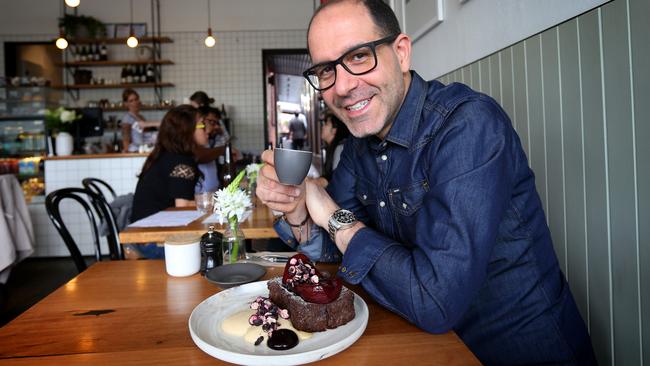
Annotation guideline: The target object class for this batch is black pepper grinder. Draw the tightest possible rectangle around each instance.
[200,225,223,275]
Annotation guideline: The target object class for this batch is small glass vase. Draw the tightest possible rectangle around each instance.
[222,217,246,264]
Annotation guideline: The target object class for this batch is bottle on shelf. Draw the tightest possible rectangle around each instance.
[100,42,108,61]
[80,45,88,62]
[70,45,79,62]
[146,64,155,83]
[94,43,101,61]
[120,65,128,84]
[222,142,233,186]
[139,65,147,83]
[125,65,134,84]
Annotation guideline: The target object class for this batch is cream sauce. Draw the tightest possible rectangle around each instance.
[221,310,313,344]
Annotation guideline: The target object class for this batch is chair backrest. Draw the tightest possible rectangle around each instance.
[45,188,121,273]
[82,178,116,203]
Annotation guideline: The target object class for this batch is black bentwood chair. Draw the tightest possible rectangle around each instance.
[82,177,116,204]
[45,188,122,273]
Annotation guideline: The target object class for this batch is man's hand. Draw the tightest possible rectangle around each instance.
[256,149,307,220]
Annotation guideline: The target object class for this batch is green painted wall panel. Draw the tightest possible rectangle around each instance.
[525,35,548,212]
[470,62,480,91]
[630,0,650,362]
[542,28,567,272]
[601,1,641,364]
[489,54,501,104]
[500,48,515,129]
[480,58,489,93]
[579,10,612,366]
[558,18,589,321]
[512,41,530,155]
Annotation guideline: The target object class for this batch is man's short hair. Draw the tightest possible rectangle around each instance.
[308,0,401,40]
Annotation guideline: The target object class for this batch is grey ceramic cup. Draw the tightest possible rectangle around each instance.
[274,148,313,185]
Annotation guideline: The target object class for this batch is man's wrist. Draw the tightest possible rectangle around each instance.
[334,221,364,254]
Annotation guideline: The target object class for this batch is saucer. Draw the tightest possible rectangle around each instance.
[205,263,266,289]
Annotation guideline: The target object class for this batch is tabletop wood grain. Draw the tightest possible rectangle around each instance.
[119,203,280,244]
[0,261,480,365]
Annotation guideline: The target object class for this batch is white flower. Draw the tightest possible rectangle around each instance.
[213,188,252,224]
[60,110,77,123]
[246,163,262,176]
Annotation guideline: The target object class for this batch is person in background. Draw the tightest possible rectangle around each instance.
[288,112,307,150]
[316,113,350,187]
[202,106,230,148]
[189,90,214,108]
[129,106,201,259]
[256,0,596,365]
[194,109,220,193]
[121,88,161,152]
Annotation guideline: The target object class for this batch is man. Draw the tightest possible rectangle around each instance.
[201,107,230,148]
[288,112,307,150]
[257,0,596,365]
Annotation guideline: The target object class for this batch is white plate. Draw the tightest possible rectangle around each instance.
[189,280,369,365]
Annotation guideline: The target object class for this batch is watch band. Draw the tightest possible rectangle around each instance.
[328,209,357,242]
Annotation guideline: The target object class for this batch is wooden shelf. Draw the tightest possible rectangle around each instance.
[52,82,174,90]
[101,105,173,112]
[66,36,173,45]
[58,60,174,67]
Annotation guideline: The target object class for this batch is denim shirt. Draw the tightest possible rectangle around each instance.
[275,72,595,365]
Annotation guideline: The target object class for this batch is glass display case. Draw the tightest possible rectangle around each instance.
[0,86,61,200]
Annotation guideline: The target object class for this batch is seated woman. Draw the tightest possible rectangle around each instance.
[315,113,350,187]
[129,106,202,259]
[121,88,161,152]
[194,109,219,193]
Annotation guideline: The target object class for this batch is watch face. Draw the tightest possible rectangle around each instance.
[334,209,356,224]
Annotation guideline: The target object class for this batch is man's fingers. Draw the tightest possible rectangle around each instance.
[261,149,275,165]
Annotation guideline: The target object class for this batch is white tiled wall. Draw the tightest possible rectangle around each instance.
[31,156,146,257]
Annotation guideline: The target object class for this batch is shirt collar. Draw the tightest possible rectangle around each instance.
[380,71,429,149]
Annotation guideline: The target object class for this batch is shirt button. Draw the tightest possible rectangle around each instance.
[379,201,386,207]
[381,155,387,161]
[287,239,293,244]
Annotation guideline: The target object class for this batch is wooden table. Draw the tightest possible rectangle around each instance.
[119,203,279,244]
[0,261,480,365]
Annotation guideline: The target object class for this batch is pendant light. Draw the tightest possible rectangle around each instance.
[55,1,68,50]
[204,0,216,48]
[126,0,139,48]
[64,0,80,7]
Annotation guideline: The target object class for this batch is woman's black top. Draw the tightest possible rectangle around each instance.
[131,151,198,222]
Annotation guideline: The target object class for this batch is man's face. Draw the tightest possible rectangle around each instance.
[203,113,222,137]
[308,2,411,139]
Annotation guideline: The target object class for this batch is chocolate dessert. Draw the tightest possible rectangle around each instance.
[267,254,355,332]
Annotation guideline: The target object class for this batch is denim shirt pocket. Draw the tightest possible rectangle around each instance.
[355,179,378,221]
[388,180,429,216]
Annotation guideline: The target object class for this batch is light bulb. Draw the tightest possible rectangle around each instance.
[65,0,80,7]
[126,36,139,48]
[205,35,216,47]
[56,37,68,50]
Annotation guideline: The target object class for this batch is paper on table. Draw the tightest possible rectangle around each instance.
[202,210,252,224]
[128,211,205,228]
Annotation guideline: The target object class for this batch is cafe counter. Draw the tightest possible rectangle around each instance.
[28,152,148,257]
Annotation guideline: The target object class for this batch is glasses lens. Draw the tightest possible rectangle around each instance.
[341,45,376,75]
[307,64,335,91]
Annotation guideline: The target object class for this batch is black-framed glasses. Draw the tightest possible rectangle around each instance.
[303,33,399,91]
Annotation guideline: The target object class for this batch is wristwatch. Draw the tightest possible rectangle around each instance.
[328,209,357,242]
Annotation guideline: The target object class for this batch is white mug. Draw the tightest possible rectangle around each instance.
[164,234,201,277]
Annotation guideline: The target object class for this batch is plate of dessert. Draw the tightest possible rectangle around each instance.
[189,254,369,365]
